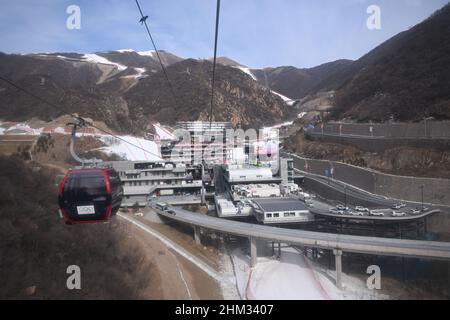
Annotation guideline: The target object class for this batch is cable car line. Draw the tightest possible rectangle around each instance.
[2,1,225,224]
[209,0,221,127]
[0,75,163,161]
[134,0,179,107]
[0,75,63,111]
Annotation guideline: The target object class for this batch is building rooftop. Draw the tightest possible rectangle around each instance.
[252,198,309,212]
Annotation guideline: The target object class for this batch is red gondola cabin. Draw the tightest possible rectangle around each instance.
[58,168,123,224]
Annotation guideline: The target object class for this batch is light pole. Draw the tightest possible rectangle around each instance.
[344,185,348,209]
[420,185,424,211]
[424,118,427,138]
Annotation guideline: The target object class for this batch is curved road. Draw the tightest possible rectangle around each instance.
[153,204,450,261]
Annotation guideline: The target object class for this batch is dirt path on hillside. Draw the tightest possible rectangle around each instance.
[119,219,223,300]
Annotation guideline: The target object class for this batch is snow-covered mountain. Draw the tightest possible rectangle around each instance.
[211,57,298,106]
[0,50,293,132]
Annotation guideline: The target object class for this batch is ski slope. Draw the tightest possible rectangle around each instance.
[82,54,127,71]
[153,123,175,140]
[99,135,162,161]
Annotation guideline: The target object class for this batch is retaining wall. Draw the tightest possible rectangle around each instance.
[309,121,450,139]
[305,133,450,153]
[289,155,450,206]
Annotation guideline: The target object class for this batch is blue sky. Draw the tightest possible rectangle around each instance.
[0,0,448,68]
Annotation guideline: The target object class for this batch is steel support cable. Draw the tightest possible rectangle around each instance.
[209,0,221,126]
[0,75,163,160]
[135,0,179,107]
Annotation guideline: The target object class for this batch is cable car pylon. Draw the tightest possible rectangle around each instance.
[58,116,123,225]
[67,116,102,167]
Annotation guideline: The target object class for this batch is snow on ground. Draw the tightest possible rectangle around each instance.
[271,90,296,106]
[1,123,43,135]
[122,67,147,80]
[232,66,296,106]
[99,135,162,161]
[306,255,390,300]
[230,248,252,298]
[233,247,330,300]
[138,50,156,58]
[263,121,293,131]
[262,121,293,139]
[134,67,146,76]
[153,123,175,140]
[234,66,257,81]
[82,54,127,71]
[116,49,135,53]
[230,247,389,300]
[298,112,308,119]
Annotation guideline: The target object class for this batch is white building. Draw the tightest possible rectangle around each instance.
[224,165,277,183]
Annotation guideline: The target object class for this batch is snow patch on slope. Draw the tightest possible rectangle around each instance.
[271,91,296,106]
[99,135,162,161]
[82,54,127,71]
[116,49,135,53]
[153,123,175,140]
[233,66,296,106]
[234,66,257,81]
[138,50,156,58]
[122,67,147,80]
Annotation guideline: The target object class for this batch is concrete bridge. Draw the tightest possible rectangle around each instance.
[153,204,450,290]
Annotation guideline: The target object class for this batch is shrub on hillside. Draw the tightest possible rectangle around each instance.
[0,156,155,299]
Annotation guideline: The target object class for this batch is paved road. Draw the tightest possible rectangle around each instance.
[152,203,450,261]
[282,151,447,215]
[294,169,445,220]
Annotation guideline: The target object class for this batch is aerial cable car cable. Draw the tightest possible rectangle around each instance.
[209,0,221,127]
[134,0,179,107]
[0,75,163,160]
[0,69,160,226]
[0,75,63,111]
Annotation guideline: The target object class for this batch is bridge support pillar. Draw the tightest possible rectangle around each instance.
[201,186,206,205]
[333,249,343,290]
[194,226,201,246]
[448,261,450,290]
[250,237,257,268]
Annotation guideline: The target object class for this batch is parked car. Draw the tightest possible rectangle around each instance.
[392,211,406,217]
[351,211,365,216]
[369,211,385,217]
[355,206,369,212]
[306,202,315,208]
[410,208,421,215]
[336,205,349,211]
[422,206,430,212]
